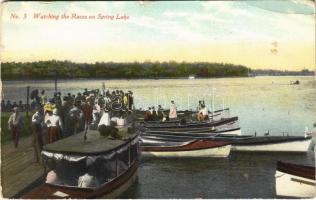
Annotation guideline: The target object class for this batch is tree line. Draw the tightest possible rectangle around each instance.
[1,60,249,79]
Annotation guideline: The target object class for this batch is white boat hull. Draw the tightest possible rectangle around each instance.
[275,170,316,198]
[142,145,231,158]
[231,138,312,152]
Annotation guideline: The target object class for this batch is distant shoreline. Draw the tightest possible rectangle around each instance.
[1,75,315,82]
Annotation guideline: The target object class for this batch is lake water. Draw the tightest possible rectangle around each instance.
[2,76,316,198]
[2,76,316,135]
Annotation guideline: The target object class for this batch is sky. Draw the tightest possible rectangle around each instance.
[1,0,315,70]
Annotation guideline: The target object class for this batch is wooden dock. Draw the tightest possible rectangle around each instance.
[1,136,45,198]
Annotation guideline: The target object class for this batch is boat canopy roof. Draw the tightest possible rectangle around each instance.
[43,129,138,155]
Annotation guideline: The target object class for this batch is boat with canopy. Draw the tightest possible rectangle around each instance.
[23,128,140,199]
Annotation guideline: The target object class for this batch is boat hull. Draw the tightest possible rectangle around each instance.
[275,170,315,198]
[142,145,231,157]
[143,117,238,129]
[144,127,241,136]
[275,161,316,198]
[141,140,231,158]
[140,128,242,143]
[231,137,312,152]
[22,161,139,199]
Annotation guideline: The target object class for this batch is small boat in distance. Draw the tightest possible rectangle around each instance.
[290,80,300,85]
[188,75,195,79]
[275,161,315,198]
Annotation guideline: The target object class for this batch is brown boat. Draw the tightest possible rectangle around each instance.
[23,129,140,199]
[276,161,315,180]
[276,161,315,198]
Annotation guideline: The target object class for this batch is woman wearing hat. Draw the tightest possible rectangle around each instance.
[45,108,63,143]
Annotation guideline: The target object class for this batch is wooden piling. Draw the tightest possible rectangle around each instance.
[26,86,30,117]
[54,70,58,92]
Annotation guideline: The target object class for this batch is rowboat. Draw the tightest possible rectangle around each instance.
[142,110,225,124]
[141,133,312,153]
[134,108,230,121]
[275,161,315,198]
[22,129,140,199]
[142,116,239,130]
[141,127,242,142]
[141,139,231,157]
[229,135,312,152]
[135,108,229,116]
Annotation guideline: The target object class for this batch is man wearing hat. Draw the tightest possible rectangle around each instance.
[31,106,44,162]
[7,106,24,148]
[69,100,84,134]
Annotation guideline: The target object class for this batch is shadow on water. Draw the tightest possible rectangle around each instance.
[120,151,315,199]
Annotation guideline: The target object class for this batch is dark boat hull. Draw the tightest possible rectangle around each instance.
[22,160,139,199]
[277,161,315,180]
[276,161,315,198]
[140,128,242,143]
[229,136,312,152]
[142,117,238,130]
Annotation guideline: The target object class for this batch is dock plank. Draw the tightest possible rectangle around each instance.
[1,136,44,198]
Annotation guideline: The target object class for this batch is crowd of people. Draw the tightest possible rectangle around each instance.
[6,88,134,163]
[1,99,27,112]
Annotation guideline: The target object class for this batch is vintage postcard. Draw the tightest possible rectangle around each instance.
[1,0,315,199]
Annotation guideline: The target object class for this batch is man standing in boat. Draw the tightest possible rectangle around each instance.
[169,100,177,120]
[7,106,24,148]
[197,104,209,121]
[157,105,164,121]
[128,91,134,110]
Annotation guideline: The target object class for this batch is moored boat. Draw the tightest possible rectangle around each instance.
[143,126,241,136]
[134,108,230,121]
[142,116,238,130]
[141,139,231,157]
[229,135,312,152]
[22,129,140,199]
[141,133,312,153]
[275,161,315,198]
